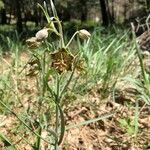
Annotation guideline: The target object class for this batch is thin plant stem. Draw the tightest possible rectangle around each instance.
[59,65,76,100]
[54,75,60,150]
[59,21,65,48]
[65,31,79,48]
[131,24,147,83]
[55,105,59,150]
[55,18,65,48]
[134,99,139,137]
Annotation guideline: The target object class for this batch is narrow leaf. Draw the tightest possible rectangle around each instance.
[0,133,15,148]
[50,0,58,18]
[38,3,50,23]
[66,113,114,130]
[55,103,65,145]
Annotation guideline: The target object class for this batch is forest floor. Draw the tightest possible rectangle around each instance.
[0,52,150,150]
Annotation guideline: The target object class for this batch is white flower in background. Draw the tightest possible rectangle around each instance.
[35,28,49,41]
[78,29,91,40]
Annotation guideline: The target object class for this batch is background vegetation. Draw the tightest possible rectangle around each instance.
[0,0,150,32]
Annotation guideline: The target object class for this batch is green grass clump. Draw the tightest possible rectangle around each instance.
[73,27,136,97]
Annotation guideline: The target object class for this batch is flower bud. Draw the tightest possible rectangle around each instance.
[26,37,41,49]
[35,28,49,41]
[78,29,91,40]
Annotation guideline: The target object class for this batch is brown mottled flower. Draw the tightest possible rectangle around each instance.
[51,48,74,74]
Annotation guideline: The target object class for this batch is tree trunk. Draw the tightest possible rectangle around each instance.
[8,7,12,24]
[99,0,109,26]
[15,0,23,33]
[80,0,87,22]
[34,0,38,27]
[1,8,7,24]
[106,0,113,23]
[111,0,115,22]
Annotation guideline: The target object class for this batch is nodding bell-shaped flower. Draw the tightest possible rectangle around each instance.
[35,28,49,41]
[78,29,91,40]
[26,37,41,49]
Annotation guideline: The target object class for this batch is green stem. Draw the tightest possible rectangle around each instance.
[38,3,50,23]
[59,21,65,48]
[59,66,76,100]
[65,31,79,48]
[131,25,148,85]
[55,105,59,150]
[134,99,139,137]
[54,17,65,48]
[36,126,42,150]
[54,75,60,150]
[14,47,22,106]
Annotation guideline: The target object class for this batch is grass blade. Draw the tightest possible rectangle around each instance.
[0,133,16,149]
[55,103,65,145]
[38,3,50,23]
[50,0,58,18]
[66,113,114,130]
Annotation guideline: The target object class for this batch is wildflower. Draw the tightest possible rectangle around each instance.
[26,37,41,49]
[51,48,74,74]
[78,29,91,40]
[35,28,49,41]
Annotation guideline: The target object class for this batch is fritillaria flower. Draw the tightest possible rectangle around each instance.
[35,28,49,41]
[26,37,41,49]
[78,29,91,40]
